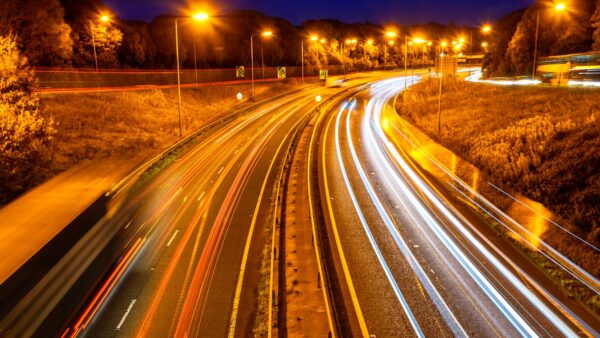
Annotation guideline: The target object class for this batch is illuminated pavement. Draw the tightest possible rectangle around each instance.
[58,74,391,338]
[3,72,599,337]
[317,76,600,337]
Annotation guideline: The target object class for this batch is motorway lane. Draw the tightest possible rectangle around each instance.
[317,77,600,337]
[79,89,324,337]
[63,73,393,338]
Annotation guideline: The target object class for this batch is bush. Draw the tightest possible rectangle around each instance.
[397,78,600,276]
[0,34,54,203]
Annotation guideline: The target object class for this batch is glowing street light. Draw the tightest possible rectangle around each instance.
[481,24,492,33]
[193,12,209,21]
[174,11,212,136]
[251,30,274,96]
[385,31,397,38]
[310,35,319,42]
[320,38,326,44]
[367,39,374,45]
[90,13,112,72]
[532,2,568,79]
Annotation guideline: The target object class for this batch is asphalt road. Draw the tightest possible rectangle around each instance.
[3,71,598,338]
[59,73,392,338]
[317,76,600,337]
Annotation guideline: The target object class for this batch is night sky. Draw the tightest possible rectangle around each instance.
[104,0,533,25]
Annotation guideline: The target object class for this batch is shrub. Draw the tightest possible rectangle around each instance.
[0,34,54,203]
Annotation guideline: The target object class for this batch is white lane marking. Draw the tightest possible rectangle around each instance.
[116,299,137,330]
[197,191,206,202]
[217,166,224,175]
[167,230,180,247]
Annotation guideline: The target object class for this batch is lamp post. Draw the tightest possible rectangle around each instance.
[532,3,566,79]
[250,30,273,97]
[174,12,208,137]
[90,14,110,72]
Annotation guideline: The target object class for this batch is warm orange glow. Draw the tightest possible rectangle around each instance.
[441,41,448,47]
[351,39,357,44]
[427,41,433,46]
[320,38,326,44]
[451,40,458,45]
[412,37,426,44]
[262,31,273,37]
[458,37,465,43]
[481,41,489,47]
[345,39,352,44]
[99,14,110,22]
[408,41,414,46]
[554,2,566,11]
[192,12,209,21]
[388,40,395,46]
[482,24,492,33]
[367,39,374,45]
[309,35,319,41]
[385,31,397,38]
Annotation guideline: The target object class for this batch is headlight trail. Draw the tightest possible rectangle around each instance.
[333,101,426,338]
[352,76,588,337]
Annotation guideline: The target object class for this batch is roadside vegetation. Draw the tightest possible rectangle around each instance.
[0,78,303,205]
[397,77,600,282]
[0,35,55,204]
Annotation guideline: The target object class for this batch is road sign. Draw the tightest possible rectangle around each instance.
[435,57,457,75]
[319,69,328,80]
[277,67,286,79]
[236,66,245,78]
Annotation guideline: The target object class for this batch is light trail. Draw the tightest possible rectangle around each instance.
[333,101,426,338]
[358,77,588,336]
[338,97,468,337]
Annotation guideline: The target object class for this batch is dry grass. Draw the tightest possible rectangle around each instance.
[397,78,600,309]
[0,80,303,204]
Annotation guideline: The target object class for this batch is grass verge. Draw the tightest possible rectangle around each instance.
[396,77,600,313]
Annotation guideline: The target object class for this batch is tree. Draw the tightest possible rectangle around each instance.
[0,34,54,202]
[592,0,600,50]
[0,0,73,66]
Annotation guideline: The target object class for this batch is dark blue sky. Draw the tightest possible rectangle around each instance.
[104,0,533,25]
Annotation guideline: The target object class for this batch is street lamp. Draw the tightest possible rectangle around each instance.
[532,2,567,79]
[90,13,111,72]
[250,30,273,97]
[384,31,397,70]
[174,12,209,137]
[261,30,273,79]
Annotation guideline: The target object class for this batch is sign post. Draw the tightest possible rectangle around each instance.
[236,66,245,78]
[277,67,287,79]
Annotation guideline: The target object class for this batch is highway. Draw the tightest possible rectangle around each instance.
[316,76,600,337]
[0,73,388,337]
[2,72,599,337]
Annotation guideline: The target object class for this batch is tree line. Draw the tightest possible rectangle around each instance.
[0,0,475,70]
[484,0,600,77]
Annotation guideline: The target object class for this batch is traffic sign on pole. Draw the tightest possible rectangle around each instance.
[277,67,287,79]
[319,69,328,80]
[236,66,245,78]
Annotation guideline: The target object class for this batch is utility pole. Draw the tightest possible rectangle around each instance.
[251,34,255,96]
[532,9,541,80]
[301,40,304,85]
[175,18,183,137]
[437,58,443,135]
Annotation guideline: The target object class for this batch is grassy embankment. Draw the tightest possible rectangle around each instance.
[397,78,600,311]
[0,79,304,205]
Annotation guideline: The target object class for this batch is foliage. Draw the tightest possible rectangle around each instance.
[398,78,600,276]
[0,0,73,66]
[593,0,600,49]
[486,0,599,77]
[0,35,54,203]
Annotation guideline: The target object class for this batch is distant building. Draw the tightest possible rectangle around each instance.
[537,52,600,85]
